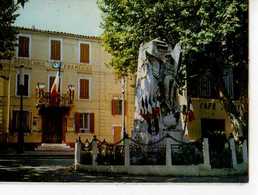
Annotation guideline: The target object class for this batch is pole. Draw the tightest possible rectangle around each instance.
[17,65,24,153]
[57,63,61,104]
[121,76,126,138]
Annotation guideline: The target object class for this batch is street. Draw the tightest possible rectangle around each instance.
[0,158,248,182]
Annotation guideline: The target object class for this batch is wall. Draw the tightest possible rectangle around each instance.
[187,98,234,140]
[0,28,135,145]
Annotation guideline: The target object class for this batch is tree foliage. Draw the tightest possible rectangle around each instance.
[98,0,248,138]
[98,0,247,78]
[0,0,28,59]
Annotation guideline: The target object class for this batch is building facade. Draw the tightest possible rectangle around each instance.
[0,27,135,146]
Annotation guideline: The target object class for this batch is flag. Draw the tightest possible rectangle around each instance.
[50,71,59,97]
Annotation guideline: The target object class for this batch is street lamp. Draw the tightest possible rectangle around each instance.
[121,76,126,138]
[17,65,24,153]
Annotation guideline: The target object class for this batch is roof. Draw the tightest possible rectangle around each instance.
[15,26,102,41]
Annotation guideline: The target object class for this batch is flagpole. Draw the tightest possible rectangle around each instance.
[58,63,61,94]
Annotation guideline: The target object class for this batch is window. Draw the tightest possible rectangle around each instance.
[80,113,89,131]
[111,99,127,115]
[80,43,90,63]
[50,39,61,61]
[16,73,29,96]
[11,110,31,133]
[18,35,30,58]
[74,112,94,133]
[79,79,89,99]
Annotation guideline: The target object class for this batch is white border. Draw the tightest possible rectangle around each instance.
[77,77,92,100]
[48,37,63,62]
[15,72,31,97]
[78,41,91,64]
[16,34,32,59]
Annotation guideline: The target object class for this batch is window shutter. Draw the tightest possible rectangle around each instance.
[111,99,115,115]
[89,113,94,133]
[51,40,61,60]
[18,36,29,57]
[124,100,127,116]
[24,74,29,96]
[80,79,89,99]
[11,111,19,133]
[75,112,80,133]
[80,43,89,63]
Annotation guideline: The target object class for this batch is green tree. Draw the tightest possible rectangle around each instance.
[0,0,28,59]
[98,0,248,138]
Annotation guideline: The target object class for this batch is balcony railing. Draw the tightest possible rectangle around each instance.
[37,91,74,107]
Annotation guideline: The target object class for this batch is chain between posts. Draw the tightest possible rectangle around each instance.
[79,133,196,150]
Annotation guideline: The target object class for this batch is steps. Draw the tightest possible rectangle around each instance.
[35,143,74,152]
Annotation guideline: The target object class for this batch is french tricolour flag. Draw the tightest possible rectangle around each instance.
[50,72,59,97]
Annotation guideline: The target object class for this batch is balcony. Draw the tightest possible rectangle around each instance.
[37,92,74,107]
[36,84,75,108]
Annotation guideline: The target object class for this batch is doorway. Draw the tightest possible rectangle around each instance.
[40,107,67,143]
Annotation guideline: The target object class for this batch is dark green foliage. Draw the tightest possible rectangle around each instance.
[98,0,248,138]
[0,0,27,59]
[98,0,247,81]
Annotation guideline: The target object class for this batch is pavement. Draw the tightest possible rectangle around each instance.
[0,146,248,183]
[0,156,248,182]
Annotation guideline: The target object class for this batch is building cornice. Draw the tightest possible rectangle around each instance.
[14,26,102,42]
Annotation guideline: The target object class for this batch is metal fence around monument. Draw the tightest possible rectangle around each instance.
[129,136,166,165]
[78,134,240,168]
[96,139,125,165]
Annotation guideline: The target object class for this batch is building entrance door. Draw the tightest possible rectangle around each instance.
[41,107,66,143]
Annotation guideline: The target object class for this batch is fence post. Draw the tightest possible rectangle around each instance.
[229,137,238,169]
[203,138,211,169]
[74,139,81,170]
[124,136,130,168]
[242,139,248,163]
[92,136,98,166]
[166,136,172,167]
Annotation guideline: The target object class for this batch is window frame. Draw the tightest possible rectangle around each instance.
[49,37,63,62]
[11,109,32,133]
[15,72,30,97]
[78,41,91,64]
[79,113,90,132]
[112,98,123,115]
[78,77,92,100]
[16,34,32,59]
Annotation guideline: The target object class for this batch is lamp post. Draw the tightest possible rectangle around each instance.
[17,65,24,153]
[121,76,126,138]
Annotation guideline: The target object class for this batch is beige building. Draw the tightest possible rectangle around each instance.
[0,27,135,146]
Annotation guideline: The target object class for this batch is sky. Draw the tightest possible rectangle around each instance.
[15,0,103,36]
